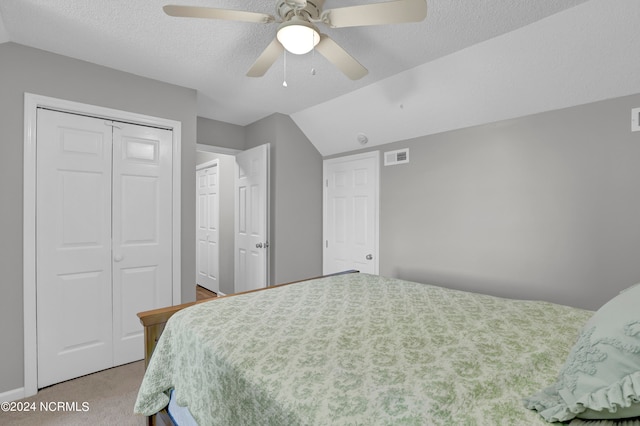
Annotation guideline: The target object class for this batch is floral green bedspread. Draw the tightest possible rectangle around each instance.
[134,273,592,425]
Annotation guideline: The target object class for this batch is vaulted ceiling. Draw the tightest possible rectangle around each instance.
[1,0,638,155]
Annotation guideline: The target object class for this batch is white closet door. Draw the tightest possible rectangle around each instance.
[112,123,173,365]
[37,109,175,386]
[36,109,114,388]
[196,164,220,293]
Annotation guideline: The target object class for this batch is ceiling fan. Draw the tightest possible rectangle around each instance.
[164,0,427,80]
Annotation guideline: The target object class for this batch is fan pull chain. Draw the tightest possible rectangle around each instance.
[283,50,288,87]
[311,32,316,76]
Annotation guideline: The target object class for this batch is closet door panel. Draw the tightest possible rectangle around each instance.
[36,109,114,388]
[112,123,173,365]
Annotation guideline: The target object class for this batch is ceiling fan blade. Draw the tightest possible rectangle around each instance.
[163,5,275,24]
[315,35,368,80]
[322,0,427,28]
[246,38,285,77]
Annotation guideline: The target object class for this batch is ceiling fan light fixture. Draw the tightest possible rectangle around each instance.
[277,18,320,55]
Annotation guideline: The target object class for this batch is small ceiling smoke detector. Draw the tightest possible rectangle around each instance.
[357,133,368,145]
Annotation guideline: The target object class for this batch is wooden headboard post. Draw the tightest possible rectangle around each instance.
[138,301,200,369]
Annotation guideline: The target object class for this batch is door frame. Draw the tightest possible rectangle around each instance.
[197,143,241,156]
[323,151,380,275]
[23,93,182,398]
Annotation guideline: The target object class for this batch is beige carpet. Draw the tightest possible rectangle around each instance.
[0,361,146,426]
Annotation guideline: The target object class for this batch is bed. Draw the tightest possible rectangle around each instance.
[134,272,640,425]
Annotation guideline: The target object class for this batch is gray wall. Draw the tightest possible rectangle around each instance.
[328,93,640,310]
[196,152,236,295]
[197,116,245,150]
[0,42,197,394]
[245,114,323,285]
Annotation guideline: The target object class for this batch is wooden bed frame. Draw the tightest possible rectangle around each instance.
[137,270,358,426]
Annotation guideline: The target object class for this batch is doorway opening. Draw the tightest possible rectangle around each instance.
[196,145,237,296]
[195,143,270,296]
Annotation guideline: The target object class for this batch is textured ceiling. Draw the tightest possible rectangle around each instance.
[1,1,636,156]
[294,0,640,155]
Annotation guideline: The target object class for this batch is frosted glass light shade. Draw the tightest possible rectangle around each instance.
[277,19,320,55]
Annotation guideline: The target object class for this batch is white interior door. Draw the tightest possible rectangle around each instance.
[235,144,269,293]
[111,123,173,365]
[36,108,174,387]
[323,151,379,275]
[196,162,220,293]
[36,109,114,387]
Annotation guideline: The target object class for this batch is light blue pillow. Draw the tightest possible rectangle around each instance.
[524,284,640,422]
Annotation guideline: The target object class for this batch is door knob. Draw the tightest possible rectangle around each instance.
[114,254,124,262]
[256,243,263,248]
[366,254,373,260]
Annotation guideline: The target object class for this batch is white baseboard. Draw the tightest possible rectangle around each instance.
[217,291,226,297]
[0,387,25,403]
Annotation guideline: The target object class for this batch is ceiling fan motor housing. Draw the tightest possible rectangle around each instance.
[277,0,324,21]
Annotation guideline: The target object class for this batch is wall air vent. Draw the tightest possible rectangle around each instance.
[384,148,409,166]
